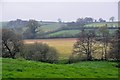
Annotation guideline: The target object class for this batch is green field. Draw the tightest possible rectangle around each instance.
[84,22,118,27]
[47,30,80,37]
[2,58,118,78]
[40,22,118,38]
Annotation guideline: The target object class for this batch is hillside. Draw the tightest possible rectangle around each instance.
[2,58,118,78]
[1,20,118,38]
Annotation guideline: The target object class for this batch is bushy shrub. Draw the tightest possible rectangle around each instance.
[21,43,59,63]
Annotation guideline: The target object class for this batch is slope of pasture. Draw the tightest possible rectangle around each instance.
[85,22,118,27]
[2,58,118,78]
[38,22,118,38]
[24,38,77,59]
[47,30,80,37]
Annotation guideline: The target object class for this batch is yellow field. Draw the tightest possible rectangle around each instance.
[24,38,77,59]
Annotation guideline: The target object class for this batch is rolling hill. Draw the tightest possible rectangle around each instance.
[1,20,119,38]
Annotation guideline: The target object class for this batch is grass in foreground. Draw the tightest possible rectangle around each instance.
[2,58,118,78]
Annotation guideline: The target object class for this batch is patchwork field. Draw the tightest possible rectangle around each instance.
[24,38,77,59]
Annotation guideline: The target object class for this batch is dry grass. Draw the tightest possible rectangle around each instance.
[24,38,77,59]
[23,38,111,59]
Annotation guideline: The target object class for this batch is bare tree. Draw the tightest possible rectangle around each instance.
[73,29,96,60]
[2,29,23,59]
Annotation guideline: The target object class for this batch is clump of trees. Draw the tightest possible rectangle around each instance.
[98,18,106,22]
[69,29,97,63]
[23,20,41,39]
[21,43,59,63]
[69,24,120,63]
[66,17,94,28]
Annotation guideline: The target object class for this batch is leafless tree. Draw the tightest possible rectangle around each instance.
[2,29,23,59]
[73,29,96,60]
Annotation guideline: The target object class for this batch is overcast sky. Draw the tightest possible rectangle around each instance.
[1,1,118,22]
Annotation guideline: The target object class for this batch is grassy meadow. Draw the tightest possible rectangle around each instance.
[2,58,118,78]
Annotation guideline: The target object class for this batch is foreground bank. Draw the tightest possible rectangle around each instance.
[2,58,118,78]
